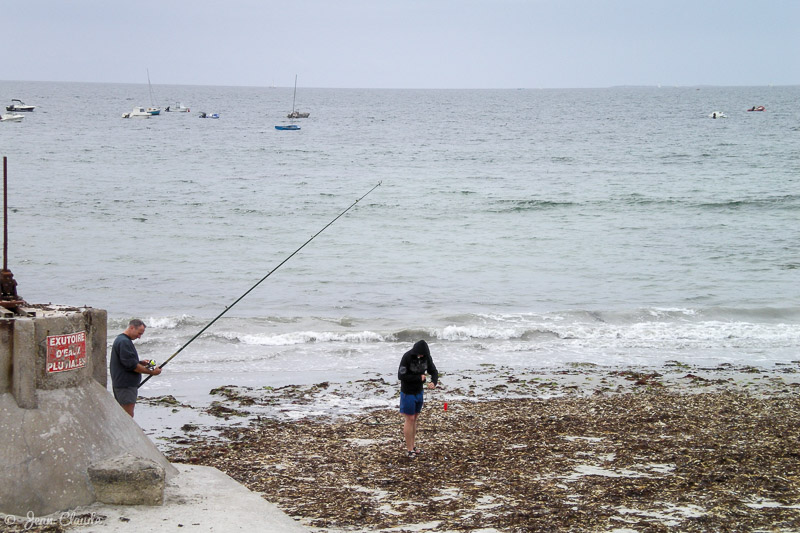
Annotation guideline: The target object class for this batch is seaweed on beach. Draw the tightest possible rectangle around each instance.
[171,390,800,532]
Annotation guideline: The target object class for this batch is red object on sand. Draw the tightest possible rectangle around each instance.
[443,402,448,411]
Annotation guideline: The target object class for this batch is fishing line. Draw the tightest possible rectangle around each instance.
[139,181,381,388]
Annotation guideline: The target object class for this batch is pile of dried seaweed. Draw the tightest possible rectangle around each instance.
[171,390,800,532]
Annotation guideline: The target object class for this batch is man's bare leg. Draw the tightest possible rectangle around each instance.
[403,413,418,451]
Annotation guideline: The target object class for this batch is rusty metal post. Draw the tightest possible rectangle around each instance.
[3,156,7,271]
[1,156,23,309]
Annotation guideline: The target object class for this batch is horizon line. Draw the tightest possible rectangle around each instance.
[1,79,796,91]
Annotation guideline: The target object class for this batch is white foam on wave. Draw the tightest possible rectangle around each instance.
[431,314,800,349]
[144,314,193,329]
[440,324,519,341]
[130,307,800,376]
[210,329,388,346]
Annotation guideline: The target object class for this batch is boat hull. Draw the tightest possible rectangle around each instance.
[6,100,34,112]
[275,125,300,130]
[122,107,152,118]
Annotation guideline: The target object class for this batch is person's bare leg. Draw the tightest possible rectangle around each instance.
[121,403,135,417]
[403,413,418,451]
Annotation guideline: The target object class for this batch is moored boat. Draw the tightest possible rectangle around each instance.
[144,69,161,115]
[0,113,25,122]
[122,107,152,118]
[275,124,300,130]
[6,99,35,112]
[285,75,309,118]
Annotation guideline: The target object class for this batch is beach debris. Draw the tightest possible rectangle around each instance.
[171,380,800,532]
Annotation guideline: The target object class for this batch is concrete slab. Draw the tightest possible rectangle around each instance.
[68,464,310,532]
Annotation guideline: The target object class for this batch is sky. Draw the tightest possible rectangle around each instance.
[5,0,799,89]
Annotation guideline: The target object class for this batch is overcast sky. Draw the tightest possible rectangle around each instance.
[6,0,798,89]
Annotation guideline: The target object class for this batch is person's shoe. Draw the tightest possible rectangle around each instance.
[407,450,417,459]
[413,446,423,455]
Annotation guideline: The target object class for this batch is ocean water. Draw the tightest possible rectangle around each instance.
[1,80,799,398]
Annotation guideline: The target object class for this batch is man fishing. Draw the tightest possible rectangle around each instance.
[110,319,161,417]
[398,339,438,458]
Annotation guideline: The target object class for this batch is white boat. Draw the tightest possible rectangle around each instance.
[165,103,190,112]
[6,99,35,112]
[122,107,152,118]
[0,113,24,122]
[709,111,727,119]
[286,75,309,119]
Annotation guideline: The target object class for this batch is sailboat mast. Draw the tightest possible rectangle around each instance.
[292,74,298,113]
[147,69,155,107]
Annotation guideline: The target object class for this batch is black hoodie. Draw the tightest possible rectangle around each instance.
[397,340,438,395]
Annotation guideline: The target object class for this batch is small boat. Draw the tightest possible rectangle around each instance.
[709,111,727,119]
[122,107,152,118]
[286,75,309,118]
[0,113,24,122]
[165,103,190,112]
[747,106,765,112]
[6,99,35,112]
[275,125,300,130]
[144,69,161,115]
[198,112,219,119]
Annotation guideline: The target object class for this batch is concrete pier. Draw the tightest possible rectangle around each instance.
[0,305,177,516]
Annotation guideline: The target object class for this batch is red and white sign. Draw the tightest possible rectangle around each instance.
[46,331,87,373]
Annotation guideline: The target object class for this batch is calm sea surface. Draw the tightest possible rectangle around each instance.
[1,81,799,399]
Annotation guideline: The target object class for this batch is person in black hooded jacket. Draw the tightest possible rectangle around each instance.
[397,339,438,458]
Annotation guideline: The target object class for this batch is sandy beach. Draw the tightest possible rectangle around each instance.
[140,362,800,532]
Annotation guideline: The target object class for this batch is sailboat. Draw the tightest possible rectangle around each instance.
[286,75,309,119]
[146,69,161,115]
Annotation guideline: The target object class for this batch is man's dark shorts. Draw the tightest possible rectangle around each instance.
[113,386,138,406]
[399,392,424,415]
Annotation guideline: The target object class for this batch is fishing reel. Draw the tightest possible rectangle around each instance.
[143,359,157,371]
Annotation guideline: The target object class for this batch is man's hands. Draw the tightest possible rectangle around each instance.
[421,374,436,389]
[137,360,162,376]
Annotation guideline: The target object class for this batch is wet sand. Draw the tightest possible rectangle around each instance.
[146,362,800,532]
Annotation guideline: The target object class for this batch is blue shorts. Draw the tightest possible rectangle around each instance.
[399,392,424,415]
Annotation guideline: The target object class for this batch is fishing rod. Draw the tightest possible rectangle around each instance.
[139,181,381,388]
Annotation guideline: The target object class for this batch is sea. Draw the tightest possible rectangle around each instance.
[2,80,799,407]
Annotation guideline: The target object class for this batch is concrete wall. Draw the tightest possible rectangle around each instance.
[0,307,107,399]
[0,322,10,394]
[0,306,177,517]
